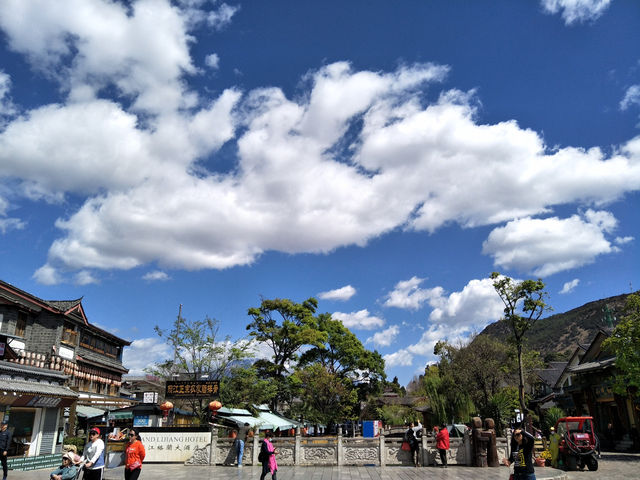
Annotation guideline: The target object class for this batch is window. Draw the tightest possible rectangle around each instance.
[15,312,27,337]
[62,321,78,345]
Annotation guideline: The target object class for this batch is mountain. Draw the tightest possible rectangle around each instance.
[479,292,633,360]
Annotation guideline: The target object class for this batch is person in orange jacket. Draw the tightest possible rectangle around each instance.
[125,428,146,480]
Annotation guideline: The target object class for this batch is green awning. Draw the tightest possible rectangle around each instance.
[109,411,133,420]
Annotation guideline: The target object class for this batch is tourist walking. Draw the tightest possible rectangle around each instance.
[236,422,250,467]
[436,423,449,468]
[404,423,419,467]
[49,452,79,480]
[503,428,536,480]
[259,431,278,480]
[125,428,146,480]
[0,421,12,480]
[81,427,105,480]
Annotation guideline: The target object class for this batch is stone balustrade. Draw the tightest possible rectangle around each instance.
[188,428,510,467]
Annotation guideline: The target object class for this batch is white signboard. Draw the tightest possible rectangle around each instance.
[140,431,211,462]
[143,392,158,404]
[58,345,75,360]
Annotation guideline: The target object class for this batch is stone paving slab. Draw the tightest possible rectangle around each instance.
[6,463,568,480]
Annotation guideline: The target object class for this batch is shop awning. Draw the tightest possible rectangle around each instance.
[256,411,300,430]
[76,405,106,418]
[109,410,133,420]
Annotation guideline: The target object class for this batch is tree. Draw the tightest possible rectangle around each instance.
[298,313,386,405]
[148,315,252,422]
[602,293,640,395]
[290,364,358,427]
[220,366,278,414]
[246,297,326,411]
[491,272,550,416]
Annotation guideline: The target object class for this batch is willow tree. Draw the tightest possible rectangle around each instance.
[491,272,550,416]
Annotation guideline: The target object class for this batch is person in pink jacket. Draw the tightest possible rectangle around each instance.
[435,424,450,468]
[259,431,278,480]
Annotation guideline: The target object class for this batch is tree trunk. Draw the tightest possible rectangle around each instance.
[517,342,526,420]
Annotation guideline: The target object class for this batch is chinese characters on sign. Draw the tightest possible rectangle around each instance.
[165,380,220,398]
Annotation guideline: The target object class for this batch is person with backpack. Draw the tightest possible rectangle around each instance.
[259,431,278,480]
[404,422,419,467]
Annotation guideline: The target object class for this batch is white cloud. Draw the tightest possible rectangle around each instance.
[207,3,239,30]
[143,270,171,281]
[541,0,612,25]
[615,235,634,245]
[383,349,413,368]
[367,325,399,348]
[318,285,356,301]
[74,270,99,285]
[483,210,622,276]
[332,309,384,330]
[383,277,443,310]
[0,70,16,120]
[621,85,640,111]
[122,337,173,375]
[205,53,220,70]
[32,264,61,285]
[559,278,580,294]
[0,2,639,283]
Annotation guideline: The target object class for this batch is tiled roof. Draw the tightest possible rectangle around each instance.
[44,299,83,312]
[0,378,78,398]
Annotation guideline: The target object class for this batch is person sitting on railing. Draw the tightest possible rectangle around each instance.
[49,452,80,480]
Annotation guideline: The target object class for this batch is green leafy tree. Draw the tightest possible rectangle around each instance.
[246,297,326,411]
[602,293,640,395]
[148,315,252,422]
[290,364,358,427]
[491,272,550,415]
[298,313,386,406]
[220,366,278,414]
[486,386,520,435]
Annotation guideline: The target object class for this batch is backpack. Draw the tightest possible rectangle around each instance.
[258,450,266,463]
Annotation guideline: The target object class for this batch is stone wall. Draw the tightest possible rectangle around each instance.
[190,429,511,467]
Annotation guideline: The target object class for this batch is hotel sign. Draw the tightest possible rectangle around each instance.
[165,380,219,398]
[140,431,211,462]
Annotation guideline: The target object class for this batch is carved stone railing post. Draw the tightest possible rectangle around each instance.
[337,427,343,466]
[420,427,427,467]
[209,427,217,465]
[295,427,301,465]
[379,430,385,467]
[253,433,260,465]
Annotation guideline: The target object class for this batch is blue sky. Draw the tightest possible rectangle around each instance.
[0,0,639,385]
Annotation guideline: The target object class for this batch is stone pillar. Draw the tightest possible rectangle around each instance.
[379,430,385,467]
[209,427,218,466]
[295,427,301,465]
[253,432,260,465]
[337,426,343,466]
[420,427,427,466]
[463,429,472,466]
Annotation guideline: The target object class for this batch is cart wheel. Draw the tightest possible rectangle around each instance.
[586,455,598,471]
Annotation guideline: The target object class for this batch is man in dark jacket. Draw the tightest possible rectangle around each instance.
[0,420,12,480]
[505,428,536,480]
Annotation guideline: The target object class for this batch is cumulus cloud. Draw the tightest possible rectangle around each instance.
[205,53,220,70]
[318,285,356,301]
[559,278,580,294]
[123,337,173,375]
[383,277,443,310]
[367,325,399,348]
[541,0,612,25]
[383,349,413,368]
[74,270,99,285]
[621,85,640,111]
[143,270,171,281]
[0,2,639,284]
[333,309,385,330]
[207,3,239,30]
[483,210,623,276]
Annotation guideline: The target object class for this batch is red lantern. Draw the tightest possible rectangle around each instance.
[159,401,173,419]
[209,400,222,412]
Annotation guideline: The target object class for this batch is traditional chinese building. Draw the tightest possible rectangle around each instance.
[0,279,135,457]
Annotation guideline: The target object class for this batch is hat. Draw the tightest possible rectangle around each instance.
[64,452,82,464]
[1,420,8,425]
[90,427,100,435]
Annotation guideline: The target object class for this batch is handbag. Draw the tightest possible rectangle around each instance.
[401,441,411,452]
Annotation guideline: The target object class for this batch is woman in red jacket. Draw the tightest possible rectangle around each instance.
[125,428,146,480]
[435,424,449,468]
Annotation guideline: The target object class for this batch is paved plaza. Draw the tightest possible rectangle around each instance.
[7,453,640,480]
